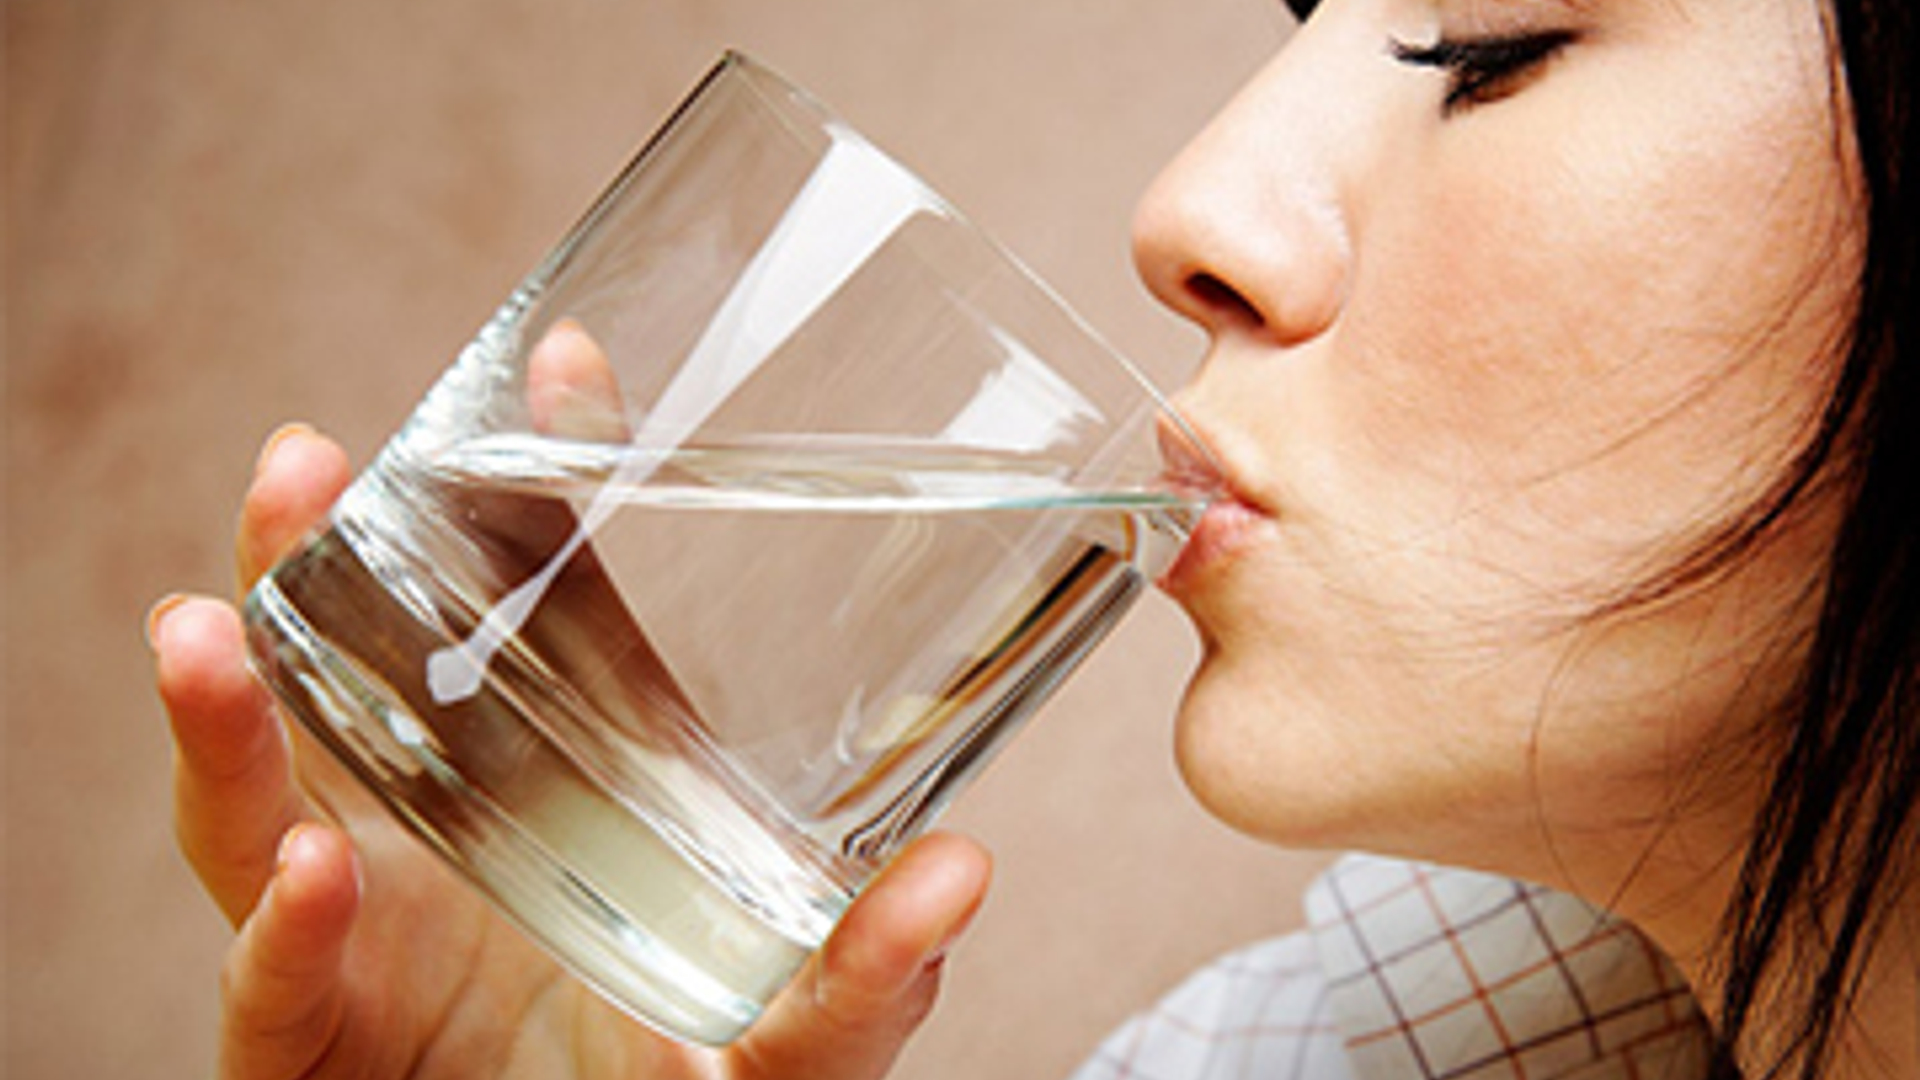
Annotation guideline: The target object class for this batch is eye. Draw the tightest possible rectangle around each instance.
[1391,30,1576,114]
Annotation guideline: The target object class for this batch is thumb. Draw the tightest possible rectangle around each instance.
[218,824,360,1080]
[727,832,991,1080]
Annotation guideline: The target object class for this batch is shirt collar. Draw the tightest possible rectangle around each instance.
[1304,855,1712,1080]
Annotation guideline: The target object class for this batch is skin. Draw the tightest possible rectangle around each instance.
[152,334,993,1080]
[1140,0,1905,1072]
[155,0,1910,1074]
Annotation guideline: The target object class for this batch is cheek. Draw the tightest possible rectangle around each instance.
[1335,90,1852,606]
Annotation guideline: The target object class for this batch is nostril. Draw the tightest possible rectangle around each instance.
[1187,271,1265,330]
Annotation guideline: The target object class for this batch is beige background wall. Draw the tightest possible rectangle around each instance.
[5,3,1329,1077]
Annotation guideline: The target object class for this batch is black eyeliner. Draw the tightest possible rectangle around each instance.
[1390,30,1577,112]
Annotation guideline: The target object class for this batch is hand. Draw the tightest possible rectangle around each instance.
[151,417,991,1080]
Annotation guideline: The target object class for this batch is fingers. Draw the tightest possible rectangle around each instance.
[527,319,629,442]
[154,595,312,925]
[237,425,353,590]
[219,824,360,1080]
[729,833,992,1080]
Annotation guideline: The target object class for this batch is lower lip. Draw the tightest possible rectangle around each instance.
[1158,496,1266,598]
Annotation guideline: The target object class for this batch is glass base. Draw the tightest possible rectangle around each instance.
[244,575,799,1046]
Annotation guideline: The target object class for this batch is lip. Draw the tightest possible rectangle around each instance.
[1155,410,1226,498]
[1153,412,1271,598]
[1158,494,1268,599]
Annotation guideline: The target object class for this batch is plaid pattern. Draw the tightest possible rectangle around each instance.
[1069,856,1709,1080]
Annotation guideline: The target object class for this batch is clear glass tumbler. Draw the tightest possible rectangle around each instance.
[244,51,1212,1046]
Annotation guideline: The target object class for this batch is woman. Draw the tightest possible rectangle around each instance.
[150,0,1916,1076]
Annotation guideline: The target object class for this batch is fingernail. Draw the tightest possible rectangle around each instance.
[254,423,316,479]
[919,946,952,978]
[276,823,316,875]
[531,318,584,357]
[144,593,189,651]
[921,922,969,974]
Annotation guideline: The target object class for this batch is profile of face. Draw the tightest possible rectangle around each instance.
[1136,0,1862,894]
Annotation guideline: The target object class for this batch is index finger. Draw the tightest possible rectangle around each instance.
[236,425,353,590]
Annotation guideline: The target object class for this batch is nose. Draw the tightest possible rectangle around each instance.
[1132,48,1352,347]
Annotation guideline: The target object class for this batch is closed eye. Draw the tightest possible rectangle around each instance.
[1391,30,1577,114]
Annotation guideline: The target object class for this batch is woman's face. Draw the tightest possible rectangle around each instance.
[1137,0,1860,887]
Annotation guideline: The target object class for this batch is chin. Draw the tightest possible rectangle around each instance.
[1169,653,1373,853]
[1170,650,1524,866]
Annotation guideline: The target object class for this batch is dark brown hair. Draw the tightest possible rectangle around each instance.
[1708,1,1917,1076]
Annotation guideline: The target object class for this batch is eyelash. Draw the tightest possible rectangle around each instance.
[1390,30,1577,113]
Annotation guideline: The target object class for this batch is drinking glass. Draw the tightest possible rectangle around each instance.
[244,51,1212,1046]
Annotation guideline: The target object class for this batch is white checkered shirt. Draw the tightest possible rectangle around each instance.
[1068,855,1711,1080]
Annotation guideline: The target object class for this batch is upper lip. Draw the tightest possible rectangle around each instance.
[1156,407,1264,515]
[1156,409,1227,497]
